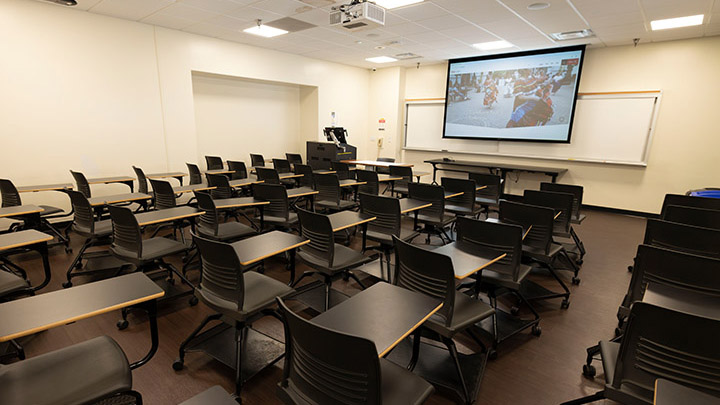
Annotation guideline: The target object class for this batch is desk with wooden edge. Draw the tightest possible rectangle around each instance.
[0,205,44,218]
[0,230,54,292]
[146,172,187,186]
[643,283,720,321]
[485,217,532,240]
[16,183,73,193]
[214,197,269,231]
[431,241,507,280]
[173,183,215,194]
[229,178,263,188]
[205,169,235,175]
[377,174,403,182]
[328,211,376,233]
[87,193,152,207]
[444,191,465,199]
[232,231,309,285]
[87,176,136,192]
[312,282,442,358]
[654,379,718,405]
[134,206,204,227]
[313,170,336,175]
[0,273,164,370]
[341,160,413,168]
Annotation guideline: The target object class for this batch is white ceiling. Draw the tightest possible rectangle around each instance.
[52,0,719,69]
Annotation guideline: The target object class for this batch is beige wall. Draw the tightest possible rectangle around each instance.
[395,36,720,213]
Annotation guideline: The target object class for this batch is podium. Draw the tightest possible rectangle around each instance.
[306,141,357,170]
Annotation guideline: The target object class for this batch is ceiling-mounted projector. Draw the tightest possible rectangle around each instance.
[330,1,385,31]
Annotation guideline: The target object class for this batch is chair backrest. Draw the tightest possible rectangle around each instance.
[293,164,314,188]
[359,193,401,237]
[205,173,234,200]
[375,157,394,174]
[149,179,177,210]
[468,172,501,205]
[456,216,523,282]
[393,236,455,326]
[626,244,720,308]
[193,191,220,237]
[253,183,290,220]
[193,234,245,310]
[441,177,476,212]
[314,174,341,206]
[643,219,720,259]
[250,154,265,168]
[499,200,555,254]
[0,179,21,207]
[227,160,248,180]
[523,189,573,235]
[662,205,720,230]
[661,193,720,217]
[272,159,292,174]
[70,170,92,198]
[389,165,413,189]
[67,190,95,234]
[297,208,335,267]
[186,163,202,185]
[276,297,382,404]
[255,167,281,185]
[132,166,149,195]
[330,161,351,180]
[355,170,379,195]
[108,205,142,258]
[408,182,446,221]
[540,182,583,220]
[285,153,303,166]
[611,302,720,401]
[205,156,223,171]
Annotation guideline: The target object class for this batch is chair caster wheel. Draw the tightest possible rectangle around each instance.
[65,247,72,254]
[571,277,581,285]
[117,320,129,330]
[487,349,498,360]
[577,259,583,265]
[189,296,199,306]
[531,325,542,336]
[582,364,596,378]
[627,266,633,272]
[510,306,520,316]
[172,359,184,371]
[62,281,72,288]
[614,327,623,337]
[561,299,570,309]
[167,277,176,285]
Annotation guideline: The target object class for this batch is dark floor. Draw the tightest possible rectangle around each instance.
[4,208,646,404]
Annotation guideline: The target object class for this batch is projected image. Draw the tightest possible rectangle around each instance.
[443,46,585,143]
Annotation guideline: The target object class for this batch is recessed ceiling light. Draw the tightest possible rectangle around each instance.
[365,56,397,63]
[527,2,550,10]
[472,40,513,51]
[374,45,386,50]
[372,0,424,9]
[243,20,288,38]
[651,14,704,31]
[550,29,594,40]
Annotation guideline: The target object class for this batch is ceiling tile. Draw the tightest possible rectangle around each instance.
[415,14,470,31]
[639,0,711,21]
[89,0,176,21]
[183,22,237,38]
[251,0,311,16]
[178,0,248,14]
[74,0,103,11]
[141,13,197,29]
[498,0,588,33]
[390,2,448,22]
[226,5,284,22]
[292,7,330,25]
[156,3,221,22]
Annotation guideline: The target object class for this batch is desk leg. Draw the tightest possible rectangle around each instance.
[122,180,134,192]
[260,206,265,232]
[288,249,296,287]
[499,169,508,197]
[31,242,52,292]
[129,299,159,370]
[431,165,439,185]
[175,175,184,186]
[550,173,558,183]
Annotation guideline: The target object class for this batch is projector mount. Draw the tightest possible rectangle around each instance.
[332,0,371,21]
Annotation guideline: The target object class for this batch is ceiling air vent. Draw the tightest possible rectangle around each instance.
[550,29,594,41]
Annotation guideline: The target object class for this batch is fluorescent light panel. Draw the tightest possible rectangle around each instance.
[473,40,513,51]
[243,25,288,38]
[365,56,397,63]
[372,0,424,9]
[651,14,703,31]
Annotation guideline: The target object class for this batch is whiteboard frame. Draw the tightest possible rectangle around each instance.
[402,90,662,166]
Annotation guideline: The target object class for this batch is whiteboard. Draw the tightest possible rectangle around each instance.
[403,91,661,166]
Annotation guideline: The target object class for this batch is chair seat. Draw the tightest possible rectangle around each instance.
[445,204,481,216]
[198,271,294,321]
[198,222,256,242]
[599,340,620,385]
[0,336,132,405]
[416,213,455,227]
[480,263,533,290]
[522,243,563,262]
[379,358,435,404]
[73,219,112,238]
[315,199,358,211]
[393,185,409,195]
[366,227,419,246]
[109,237,188,263]
[426,291,495,338]
[474,197,499,206]
[38,205,64,217]
[298,244,371,275]
[264,212,298,226]
[0,270,30,297]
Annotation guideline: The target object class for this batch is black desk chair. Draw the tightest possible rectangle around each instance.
[294,208,373,311]
[0,179,70,250]
[205,155,224,171]
[359,193,418,280]
[394,237,495,405]
[285,153,303,166]
[70,170,93,198]
[0,335,143,404]
[563,302,720,405]
[524,189,585,272]
[173,234,295,397]
[662,205,720,229]
[258,167,294,188]
[273,158,292,174]
[186,163,203,185]
[252,183,297,232]
[194,191,256,242]
[408,182,454,244]
[250,153,265,168]
[331,161,352,180]
[149,179,193,242]
[442,177,481,219]
[660,193,720,218]
[468,172,501,218]
[293,164,314,189]
[314,173,357,213]
[375,157,395,174]
[455,216,541,356]
[227,160,248,180]
[540,182,586,224]
[356,169,379,195]
[500,200,572,308]
[206,173,236,200]
[275,296,435,405]
[642,219,720,259]
[390,165,413,198]
[132,166,150,195]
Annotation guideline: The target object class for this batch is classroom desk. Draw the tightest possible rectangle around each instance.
[424,159,567,194]
[444,191,464,199]
[430,241,507,279]
[87,193,152,207]
[0,205,44,218]
[146,172,187,186]
[287,187,319,199]
[87,176,135,192]
[173,183,215,194]
[485,217,532,240]
[0,230,53,292]
[134,206,204,227]
[654,379,718,405]
[313,170,336,175]
[214,197,269,210]
[399,198,433,214]
[643,283,720,321]
[0,273,164,369]
[229,178,263,188]
[339,179,367,187]
[377,174,403,182]
[328,211,375,232]
[312,282,442,357]
[16,183,73,193]
[232,231,309,285]
[341,160,413,168]
[205,169,235,175]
